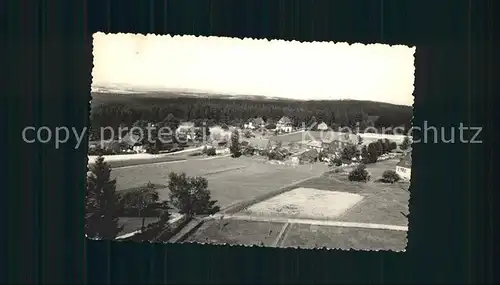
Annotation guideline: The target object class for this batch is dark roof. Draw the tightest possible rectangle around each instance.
[300,149,319,159]
[397,153,412,168]
[121,133,142,146]
[253,117,265,125]
[278,116,292,124]
[248,138,270,149]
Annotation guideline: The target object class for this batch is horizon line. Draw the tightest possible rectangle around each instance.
[91,85,413,107]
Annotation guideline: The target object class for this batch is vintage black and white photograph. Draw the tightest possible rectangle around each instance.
[87,33,414,251]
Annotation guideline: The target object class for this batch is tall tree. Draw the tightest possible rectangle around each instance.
[85,156,123,239]
[230,129,241,157]
[119,182,160,231]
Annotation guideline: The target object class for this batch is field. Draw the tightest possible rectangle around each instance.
[111,155,329,209]
[184,219,284,247]
[105,133,409,245]
[182,158,409,250]
[243,188,364,220]
[184,218,406,251]
[294,159,410,226]
[281,224,407,251]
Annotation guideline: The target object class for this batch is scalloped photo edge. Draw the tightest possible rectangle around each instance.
[87,33,415,252]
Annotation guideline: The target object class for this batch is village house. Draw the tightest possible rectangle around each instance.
[276,116,293,133]
[248,138,270,151]
[299,149,319,164]
[306,140,323,151]
[395,153,412,180]
[317,121,329,131]
[367,115,380,127]
[176,122,195,140]
[325,140,349,154]
[121,132,145,153]
[244,117,266,130]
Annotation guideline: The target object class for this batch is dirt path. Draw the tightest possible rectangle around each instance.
[207,214,408,231]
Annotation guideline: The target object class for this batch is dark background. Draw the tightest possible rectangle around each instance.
[4,0,496,283]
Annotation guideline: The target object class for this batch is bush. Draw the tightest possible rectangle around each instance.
[243,130,253,139]
[330,157,343,167]
[266,123,277,130]
[318,150,329,162]
[400,136,411,151]
[242,146,255,156]
[381,170,400,183]
[389,141,397,151]
[206,147,216,156]
[377,139,387,154]
[348,164,370,182]
[341,145,358,161]
[88,146,116,156]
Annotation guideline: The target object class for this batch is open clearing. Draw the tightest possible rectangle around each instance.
[111,156,329,208]
[243,188,364,220]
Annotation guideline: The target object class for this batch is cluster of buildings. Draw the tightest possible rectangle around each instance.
[243,116,293,133]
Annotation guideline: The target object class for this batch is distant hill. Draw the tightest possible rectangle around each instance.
[89,90,413,136]
[91,90,294,106]
[91,91,411,109]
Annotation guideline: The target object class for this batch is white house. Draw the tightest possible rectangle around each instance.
[395,153,412,180]
[306,140,323,151]
[317,121,329,131]
[276,116,293,133]
[244,117,265,130]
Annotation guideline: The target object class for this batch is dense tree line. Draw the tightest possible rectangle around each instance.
[90,92,413,139]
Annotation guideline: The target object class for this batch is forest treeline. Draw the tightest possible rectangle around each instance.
[90,92,413,137]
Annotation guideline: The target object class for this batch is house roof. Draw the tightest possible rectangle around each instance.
[251,117,265,125]
[397,153,412,168]
[278,116,292,124]
[121,133,142,146]
[248,138,270,149]
[300,149,319,159]
[317,122,329,130]
[307,140,322,148]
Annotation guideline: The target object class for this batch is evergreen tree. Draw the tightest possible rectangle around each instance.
[230,129,241,158]
[85,156,123,239]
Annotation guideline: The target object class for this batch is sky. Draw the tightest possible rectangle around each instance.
[92,33,415,106]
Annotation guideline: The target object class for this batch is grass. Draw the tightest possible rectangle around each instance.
[290,159,410,226]
[111,156,329,209]
[94,156,185,169]
[184,219,284,246]
[281,223,407,251]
